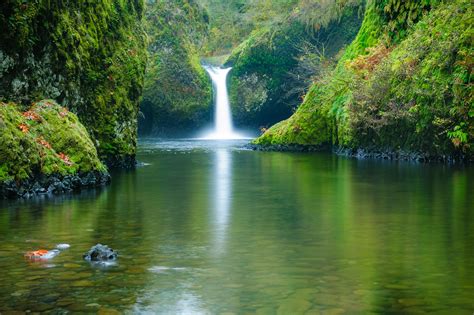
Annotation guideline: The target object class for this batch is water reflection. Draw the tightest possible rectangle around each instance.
[211,148,232,254]
[0,140,473,313]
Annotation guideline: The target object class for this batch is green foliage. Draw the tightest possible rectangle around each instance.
[0,100,106,182]
[255,0,473,159]
[347,0,473,155]
[377,0,433,42]
[140,0,211,135]
[0,0,147,165]
[197,0,362,55]
[227,1,363,128]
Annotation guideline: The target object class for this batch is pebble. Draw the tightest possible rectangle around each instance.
[56,244,71,250]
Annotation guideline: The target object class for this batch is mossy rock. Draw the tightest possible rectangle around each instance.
[139,0,212,136]
[0,100,106,183]
[0,1,147,166]
[255,0,473,161]
[226,3,363,129]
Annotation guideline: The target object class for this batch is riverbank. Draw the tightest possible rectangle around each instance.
[0,100,110,199]
[249,143,473,164]
[0,171,110,199]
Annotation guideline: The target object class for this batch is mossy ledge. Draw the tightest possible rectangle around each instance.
[0,100,110,199]
[253,0,473,163]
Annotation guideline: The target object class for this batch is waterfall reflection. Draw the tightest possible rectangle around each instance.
[211,147,232,253]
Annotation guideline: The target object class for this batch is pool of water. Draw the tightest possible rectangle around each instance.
[1,139,473,313]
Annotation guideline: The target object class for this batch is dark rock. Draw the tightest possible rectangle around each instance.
[1,170,111,199]
[83,244,118,262]
[334,147,471,164]
[247,143,328,152]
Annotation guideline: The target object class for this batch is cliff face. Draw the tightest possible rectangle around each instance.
[139,0,211,136]
[255,0,473,161]
[0,0,147,167]
[226,1,363,129]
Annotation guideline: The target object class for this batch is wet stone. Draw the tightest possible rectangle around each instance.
[83,244,118,262]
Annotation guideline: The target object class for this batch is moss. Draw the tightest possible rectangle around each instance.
[0,100,106,182]
[139,0,211,135]
[226,2,363,128]
[255,0,473,159]
[0,0,147,166]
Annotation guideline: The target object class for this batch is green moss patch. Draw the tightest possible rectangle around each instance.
[0,100,106,182]
[255,0,473,160]
[139,0,211,135]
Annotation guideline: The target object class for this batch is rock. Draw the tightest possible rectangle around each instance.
[83,244,118,262]
[56,243,71,250]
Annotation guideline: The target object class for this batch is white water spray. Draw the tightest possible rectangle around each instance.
[201,66,247,140]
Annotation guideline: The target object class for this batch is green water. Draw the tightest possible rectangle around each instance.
[1,139,473,314]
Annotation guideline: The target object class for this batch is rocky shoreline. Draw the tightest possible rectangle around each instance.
[0,171,111,199]
[335,147,473,164]
[249,143,472,163]
[247,143,329,152]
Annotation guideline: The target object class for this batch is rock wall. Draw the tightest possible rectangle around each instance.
[139,0,211,136]
[0,0,147,167]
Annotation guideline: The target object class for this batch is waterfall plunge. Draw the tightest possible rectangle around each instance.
[201,66,247,140]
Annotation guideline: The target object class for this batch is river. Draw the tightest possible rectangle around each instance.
[0,139,473,313]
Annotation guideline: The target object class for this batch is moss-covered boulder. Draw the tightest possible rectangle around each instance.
[0,100,109,198]
[255,0,473,161]
[0,0,147,167]
[139,0,211,136]
[226,2,363,129]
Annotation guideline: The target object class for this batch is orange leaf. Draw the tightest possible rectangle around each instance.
[19,123,29,133]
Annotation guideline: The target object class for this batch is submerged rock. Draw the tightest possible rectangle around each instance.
[24,249,60,260]
[83,244,118,262]
[56,243,71,250]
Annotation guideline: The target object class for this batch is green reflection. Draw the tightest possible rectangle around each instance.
[0,140,473,313]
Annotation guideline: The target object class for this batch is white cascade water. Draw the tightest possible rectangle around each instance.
[202,66,246,140]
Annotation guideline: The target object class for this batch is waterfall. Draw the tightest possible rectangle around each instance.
[202,66,246,140]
